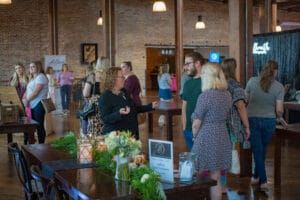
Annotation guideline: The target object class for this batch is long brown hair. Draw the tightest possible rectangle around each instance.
[260,60,278,92]
[221,58,237,81]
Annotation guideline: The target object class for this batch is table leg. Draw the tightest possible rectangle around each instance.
[274,130,281,188]
[148,113,153,137]
[27,132,35,144]
[7,133,12,143]
[166,114,173,141]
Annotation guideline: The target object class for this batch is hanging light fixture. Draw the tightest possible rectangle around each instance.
[0,0,12,4]
[97,10,103,26]
[153,1,167,12]
[195,15,205,29]
[275,20,282,32]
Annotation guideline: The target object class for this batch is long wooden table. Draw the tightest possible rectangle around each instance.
[284,101,300,123]
[22,144,216,200]
[148,101,182,141]
[56,167,215,200]
[274,123,300,188]
[0,119,38,144]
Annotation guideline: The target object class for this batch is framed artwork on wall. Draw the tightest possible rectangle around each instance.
[81,43,98,64]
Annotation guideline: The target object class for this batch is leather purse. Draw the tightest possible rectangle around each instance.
[41,98,56,113]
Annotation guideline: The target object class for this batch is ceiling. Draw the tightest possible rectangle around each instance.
[211,0,300,12]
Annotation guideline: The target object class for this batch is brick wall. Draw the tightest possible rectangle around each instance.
[0,0,299,89]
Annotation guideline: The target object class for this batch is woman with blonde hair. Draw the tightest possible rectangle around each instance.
[191,62,231,200]
[9,63,29,99]
[82,57,110,135]
[245,60,285,191]
[23,61,49,144]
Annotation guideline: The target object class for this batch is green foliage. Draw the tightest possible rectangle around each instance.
[131,165,166,200]
[50,132,77,158]
[93,150,116,174]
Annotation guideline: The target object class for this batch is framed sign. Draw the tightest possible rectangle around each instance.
[149,139,174,183]
[81,43,98,64]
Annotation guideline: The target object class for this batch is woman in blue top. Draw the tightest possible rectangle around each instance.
[157,65,172,101]
[23,61,49,144]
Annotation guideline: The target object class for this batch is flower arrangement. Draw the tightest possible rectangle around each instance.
[50,131,166,200]
[105,131,141,158]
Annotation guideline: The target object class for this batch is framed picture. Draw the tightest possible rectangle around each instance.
[81,43,98,64]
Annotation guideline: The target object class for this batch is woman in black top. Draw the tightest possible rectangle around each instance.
[99,67,158,139]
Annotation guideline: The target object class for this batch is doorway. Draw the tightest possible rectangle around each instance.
[145,47,194,92]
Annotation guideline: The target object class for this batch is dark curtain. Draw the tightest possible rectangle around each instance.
[252,29,300,85]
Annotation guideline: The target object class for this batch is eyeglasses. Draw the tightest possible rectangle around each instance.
[117,76,125,79]
[29,65,36,68]
[184,62,194,66]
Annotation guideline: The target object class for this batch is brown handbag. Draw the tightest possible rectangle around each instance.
[41,98,56,113]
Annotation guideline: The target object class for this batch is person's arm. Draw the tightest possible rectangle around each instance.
[192,119,201,139]
[276,100,288,126]
[236,100,251,140]
[82,82,92,98]
[23,84,43,106]
[182,100,187,130]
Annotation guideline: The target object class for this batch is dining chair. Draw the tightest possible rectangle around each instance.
[30,165,65,200]
[8,142,39,200]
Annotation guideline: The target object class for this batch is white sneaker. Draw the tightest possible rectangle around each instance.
[158,115,165,126]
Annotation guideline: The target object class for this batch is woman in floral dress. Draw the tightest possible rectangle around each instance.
[191,62,232,200]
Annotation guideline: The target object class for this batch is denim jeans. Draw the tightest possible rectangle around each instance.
[183,129,194,150]
[249,117,276,184]
[60,85,71,110]
[24,102,46,144]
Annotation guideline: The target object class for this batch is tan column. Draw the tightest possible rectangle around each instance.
[272,3,278,32]
[102,0,115,66]
[258,0,272,33]
[48,0,58,55]
[229,0,253,87]
[175,0,184,95]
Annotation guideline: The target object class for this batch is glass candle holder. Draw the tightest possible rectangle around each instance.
[96,135,107,152]
[179,152,196,182]
[77,139,93,164]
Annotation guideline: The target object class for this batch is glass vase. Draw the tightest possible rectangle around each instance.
[115,155,130,181]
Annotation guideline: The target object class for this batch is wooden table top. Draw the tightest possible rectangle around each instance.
[0,119,38,128]
[22,144,71,167]
[56,167,216,200]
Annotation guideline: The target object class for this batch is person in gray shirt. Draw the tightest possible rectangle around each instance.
[245,60,286,192]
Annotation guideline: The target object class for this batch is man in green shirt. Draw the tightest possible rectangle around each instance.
[181,52,204,150]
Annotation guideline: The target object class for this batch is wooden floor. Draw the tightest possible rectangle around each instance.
[0,93,299,200]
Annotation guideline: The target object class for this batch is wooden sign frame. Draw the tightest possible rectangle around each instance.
[0,86,25,116]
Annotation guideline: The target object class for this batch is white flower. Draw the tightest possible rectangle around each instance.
[140,174,150,183]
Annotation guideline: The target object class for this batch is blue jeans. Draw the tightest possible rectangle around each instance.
[183,129,194,150]
[24,102,46,144]
[249,117,276,184]
[60,85,71,110]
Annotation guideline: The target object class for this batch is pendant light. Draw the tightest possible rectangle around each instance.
[195,15,205,29]
[275,21,282,32]
[0,0,11,4]
[153,1,167,12]
[97,10,103,26]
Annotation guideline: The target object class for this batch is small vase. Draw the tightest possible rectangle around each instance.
[115,155,130,181]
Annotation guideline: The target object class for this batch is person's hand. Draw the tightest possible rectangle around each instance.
[22,98,28,107]
[277,117,288,127]
[120,106,130,115]
[152,101,159,109]
[244,127,251,140]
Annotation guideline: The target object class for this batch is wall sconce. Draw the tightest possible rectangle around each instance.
[97,10,103,26]
[153,1,167,12]
[275,21,282,32]
[195,15,205,29]
[0,0,12,4]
